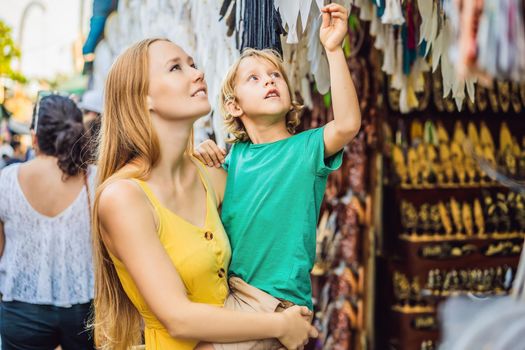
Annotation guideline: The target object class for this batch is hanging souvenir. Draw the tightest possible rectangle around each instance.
[511,82,523,113]
[240,0,285,53]
[475,84,489,112]
[487,82,500,112]
[497,81,511,113]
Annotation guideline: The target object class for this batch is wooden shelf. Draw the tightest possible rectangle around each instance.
[420,289,509,299]
[391,305,435,314]
[397,182,502,190]
[399,232,525,243]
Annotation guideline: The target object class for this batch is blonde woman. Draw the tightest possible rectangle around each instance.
[91,38,317,350]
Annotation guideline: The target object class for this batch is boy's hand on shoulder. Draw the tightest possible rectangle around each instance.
[194,140,227,168]
[319,3,349,53]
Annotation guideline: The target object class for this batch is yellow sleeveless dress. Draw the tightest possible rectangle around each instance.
[110,160,231,349]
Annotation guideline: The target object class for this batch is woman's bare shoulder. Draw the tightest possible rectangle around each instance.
[98,178,150,223]
[97,178,159,259]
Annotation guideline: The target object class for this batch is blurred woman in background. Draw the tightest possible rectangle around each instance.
[0,94,95,350]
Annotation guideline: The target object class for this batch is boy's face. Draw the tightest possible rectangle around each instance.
[233,57,291,120]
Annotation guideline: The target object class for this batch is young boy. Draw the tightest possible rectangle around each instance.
[195,4,361,348]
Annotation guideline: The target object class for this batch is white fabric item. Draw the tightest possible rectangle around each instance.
[274,0,301,43]
[282,38,306,98]
[453,79,466,111]
[104,12,123,55]
[334,0,354,9]
[513,0,525,80]
[512,239,525,302]
[359,0,374,21]
[274,0,348,43]
[440,297,525,350]
[475,0,491,75]
[0,164,96,307]
[418,0,433,46]
[301,77,313,109]
[281,34,314,108]
[0,144,14,158]
[307,12,331,94]
[235,0,243,48]
[443,0,461,75]
[432,28,444,73]
[497,0,510,75]
[92,40,113,93]
[441,19,455,98]
[299,0,312,32]
[391,31,404,90]
[381,0,405,25]
[374,23,386,50]
[78,89,104,114]
[425,2,439,57]
[466,79,476,103]
[274,0,352,95]
[369,5,380,37]
[399,77,410,113]
[381,26,395,74]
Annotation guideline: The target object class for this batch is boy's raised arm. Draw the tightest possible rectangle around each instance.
[320,3,362,158]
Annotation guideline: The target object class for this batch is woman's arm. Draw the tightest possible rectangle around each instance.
[98,180,315,347]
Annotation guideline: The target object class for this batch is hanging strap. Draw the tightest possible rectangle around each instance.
[84,168,92,222]
[191,157,219,209]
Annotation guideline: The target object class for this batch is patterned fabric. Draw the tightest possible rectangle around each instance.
[0,164,96,307]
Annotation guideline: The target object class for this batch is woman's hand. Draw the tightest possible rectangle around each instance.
[277,306,318,349]
[319,3,349,53]
[194,139,226,168]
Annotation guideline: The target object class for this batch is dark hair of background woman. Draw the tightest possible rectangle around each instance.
[31,95,89,177]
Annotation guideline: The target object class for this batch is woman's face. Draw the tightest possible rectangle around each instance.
[147,41,210,121]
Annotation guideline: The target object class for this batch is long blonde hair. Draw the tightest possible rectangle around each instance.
[220,48,303,143]
[91,37,193,349]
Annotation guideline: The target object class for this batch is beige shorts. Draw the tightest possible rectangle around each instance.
[212,277,296,350]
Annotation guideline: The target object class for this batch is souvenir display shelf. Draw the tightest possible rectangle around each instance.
[376,72,525,350]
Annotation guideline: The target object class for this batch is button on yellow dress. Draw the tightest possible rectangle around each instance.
[110,160,231,349]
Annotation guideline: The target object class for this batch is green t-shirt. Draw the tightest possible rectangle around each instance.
[221,127,343,309]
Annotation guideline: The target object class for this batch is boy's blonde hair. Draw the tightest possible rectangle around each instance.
[220,48,303,143]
